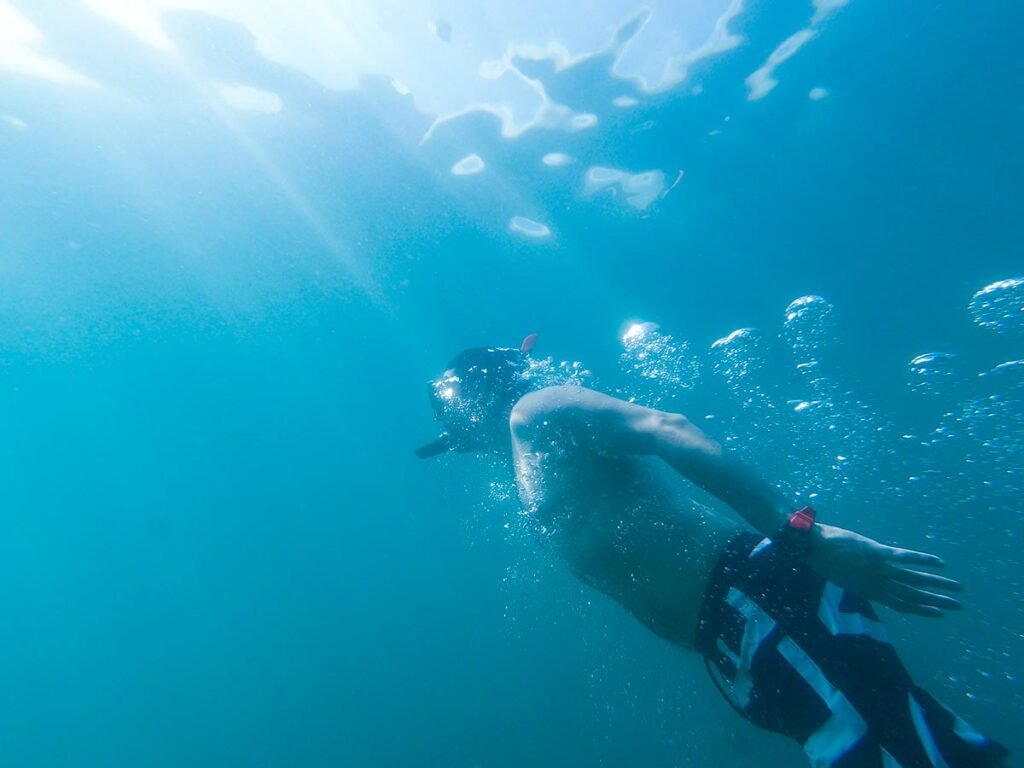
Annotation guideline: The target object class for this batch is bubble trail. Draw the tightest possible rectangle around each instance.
[619,322,700,406]
[710,328,769,389]
[969,278,1024,334]
[708,327,788,471]
[980,359,1024,388]
[908,352,960,398]
[782,295,837,384]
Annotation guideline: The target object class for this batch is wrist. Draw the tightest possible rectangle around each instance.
[807,519,827,558]
[771,505,818,558]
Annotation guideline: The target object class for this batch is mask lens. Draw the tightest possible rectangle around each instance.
[430,372,461,408]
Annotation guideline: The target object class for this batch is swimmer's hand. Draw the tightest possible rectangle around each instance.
[806,524,964,618]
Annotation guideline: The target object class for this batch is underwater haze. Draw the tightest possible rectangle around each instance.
[1,0,1022,766]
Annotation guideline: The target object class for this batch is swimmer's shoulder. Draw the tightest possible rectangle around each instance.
[511,384,615,424]
[511,385,576,434]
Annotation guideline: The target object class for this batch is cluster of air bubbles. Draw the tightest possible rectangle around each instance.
[523,355,591,389]
[782,295,837,383]
[960,367,1024,486]
[619,322,700,406]
[968,359,1024,474]
[487,478,516,505]
[710,328,769,392]
[907,352,960,398]
[613,280,1024,517]
[895,278,1024,532]
[969,278,1024,334]
[708,327,785,470]
[980,359,1024,390]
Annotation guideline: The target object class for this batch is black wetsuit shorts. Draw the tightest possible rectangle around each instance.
[695,532,1009,767]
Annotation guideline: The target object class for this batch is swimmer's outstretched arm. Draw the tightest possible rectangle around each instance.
[511,385,964,617]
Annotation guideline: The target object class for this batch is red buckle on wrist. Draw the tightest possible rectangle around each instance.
[789,506,816,531]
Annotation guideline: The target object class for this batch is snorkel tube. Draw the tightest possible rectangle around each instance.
[414,433,452,459]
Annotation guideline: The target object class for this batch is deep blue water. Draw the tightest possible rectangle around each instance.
[1,1,1022,766]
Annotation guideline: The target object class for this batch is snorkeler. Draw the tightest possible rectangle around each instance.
[416,337,1010,767]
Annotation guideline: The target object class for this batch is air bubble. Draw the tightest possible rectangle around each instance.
[509,216,551,239]
[980,359,1024,390]
[542,152,573,167]
[451,154,485,175]
[908,352,960,398]
[619,322,700,406]
[710,328,769,385]
[969,278,1024,334]
[584,166,667,210]
[782,295,837,378]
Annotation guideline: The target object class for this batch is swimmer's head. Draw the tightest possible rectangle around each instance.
[416,334,539,459]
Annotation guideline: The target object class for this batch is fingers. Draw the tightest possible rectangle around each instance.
[877,596,944,618]
[887,581,964,612]
[888,548,946,568]
[888,567,964,593]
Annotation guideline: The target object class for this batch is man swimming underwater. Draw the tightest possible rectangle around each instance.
[416,337,1010,767]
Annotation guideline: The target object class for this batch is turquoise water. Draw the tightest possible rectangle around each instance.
[1,1,1021,765]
